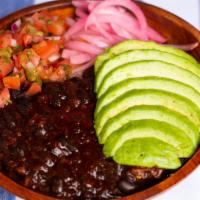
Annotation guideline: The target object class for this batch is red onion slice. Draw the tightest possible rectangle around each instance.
[70,53,92,65]
[11,19,22,33]
[85,0,148,31]
[71,58,95,78]
[62,49,80,59]
[65,41,103,55]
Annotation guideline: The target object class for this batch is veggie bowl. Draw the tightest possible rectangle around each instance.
[0,0,199,200]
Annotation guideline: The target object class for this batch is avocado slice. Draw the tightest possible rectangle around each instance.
[97,60,200,98]
[113,137,181,169]
[95,77,200,115]
[103,119,194,158]
[94,40,198,73]
[95,52,111,73]
[95,89,200,135]
[98,105,199,147]
[95,49,200,92]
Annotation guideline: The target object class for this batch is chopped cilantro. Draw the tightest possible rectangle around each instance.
[15,45,23,49]
[2,56,12,64]
[36,31,44,36]
[18,72,23,78]
[47,19,53,25]
[62,64,69,72]
[39,16,45,20]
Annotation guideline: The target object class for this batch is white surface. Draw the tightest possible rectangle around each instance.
[142,0,200,29]
[16,1,200,200]
[150,166,200,200]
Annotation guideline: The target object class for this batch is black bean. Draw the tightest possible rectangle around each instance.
[118,179,138,194]
[51,177,64,195]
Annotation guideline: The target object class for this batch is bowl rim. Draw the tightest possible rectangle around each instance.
[0,1,199,200]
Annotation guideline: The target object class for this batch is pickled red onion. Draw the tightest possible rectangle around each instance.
[64,0,166,76]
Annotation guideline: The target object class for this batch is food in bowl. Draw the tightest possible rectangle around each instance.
[94,40,200,170]
[0,0,199,199]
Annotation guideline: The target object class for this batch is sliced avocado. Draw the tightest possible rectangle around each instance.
[95,52,110,73]
[103,119,194,158]
[95,77,200,115]
[98,105,199,147]
[94,40,198,73]
[95,89,200,135]
[113,137,181,169]
[95,49,200,92]
[97,60,200,98]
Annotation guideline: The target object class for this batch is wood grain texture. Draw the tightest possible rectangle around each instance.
[0,1,199,200]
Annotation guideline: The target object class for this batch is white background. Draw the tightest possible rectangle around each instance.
[17,1,200,200]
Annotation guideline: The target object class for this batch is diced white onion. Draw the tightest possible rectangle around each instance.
[48,54,60,62]
[11,39,17,47]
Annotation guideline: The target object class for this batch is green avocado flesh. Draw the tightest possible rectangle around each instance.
[95,89,200,135]
[95,49,200,92]
[95,77,200,116]
[103,119,194,158]
[97,60,200,98]
[98,105,199,147]
[94,40,200,170]
[113,137,181,169]
[94,40,198,73]
[103,119,193,158]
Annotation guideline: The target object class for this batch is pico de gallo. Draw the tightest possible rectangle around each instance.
[0,7,74,108]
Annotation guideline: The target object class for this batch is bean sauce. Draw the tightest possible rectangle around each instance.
[0,69,166,199]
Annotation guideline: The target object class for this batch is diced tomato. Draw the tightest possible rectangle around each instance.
[16,23,44,46]
[13,55,21,69]
[32,35,43,43]
[14,32,23,46]
[33,40,60,60]
[0,88,10,108]
[0,32,12,48]
[49,66,67,82]
[36,65,53,81]
[0,57,14,78]
[32,11,50,31]
[14,25,31,46]
[18,69,26,84]
[13,67,26,84]
[25,82,41,96]
[3,75,20,90]
[49,7,75,19]
[23,34,32,46]
[47,20,67,36]
[32,12,46,30]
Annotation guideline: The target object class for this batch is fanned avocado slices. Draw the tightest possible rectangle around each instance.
[94,40,200,170]
[95,49,200,92]
[95,89,200,135]
[97,60,200,98]
[113,137,181,169]
[99,105,199,147]
[94,40,198,73]
[103,119,194,158]
[95,77,200,116]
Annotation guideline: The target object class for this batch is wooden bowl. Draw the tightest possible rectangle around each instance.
[0,1,199,200]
